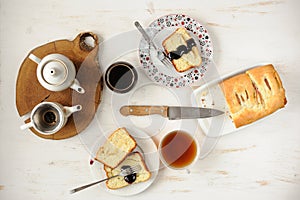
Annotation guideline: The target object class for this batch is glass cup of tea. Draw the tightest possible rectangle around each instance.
[105,61,138,94]
[158,130,200,173]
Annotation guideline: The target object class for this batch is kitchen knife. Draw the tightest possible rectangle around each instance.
[120,105,224,120]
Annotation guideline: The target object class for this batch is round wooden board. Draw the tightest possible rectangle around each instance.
[16,32,103,140]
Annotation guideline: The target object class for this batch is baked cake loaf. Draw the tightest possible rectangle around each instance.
[162,27,202,72]
[95,128,137,168]
[104,152,151,190]
[220,64,287,128]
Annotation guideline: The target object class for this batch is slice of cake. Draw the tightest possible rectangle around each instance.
[104,152,151,190]
[220,64,287,128]
[95,128,137,168]
[162,27,202,72]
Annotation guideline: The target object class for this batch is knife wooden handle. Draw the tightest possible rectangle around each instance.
[120,106,168,117]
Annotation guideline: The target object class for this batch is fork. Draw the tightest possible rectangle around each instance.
[134,21,174,68]
[70,164,141,194]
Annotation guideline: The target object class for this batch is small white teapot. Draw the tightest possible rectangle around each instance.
[29,53,85,94]
[20,102,82,135]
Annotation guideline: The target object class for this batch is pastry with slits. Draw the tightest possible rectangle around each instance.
[220,64,287,128]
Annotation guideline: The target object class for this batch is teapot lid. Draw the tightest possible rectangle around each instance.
[42,60,68,85]
[36,54,76,92]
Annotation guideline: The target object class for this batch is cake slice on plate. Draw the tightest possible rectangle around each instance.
[95,128,137,168]
[162,27,202,72]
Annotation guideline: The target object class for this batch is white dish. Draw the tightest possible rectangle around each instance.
[191,63,272,137]
[139,14,213,88]
[89,127,159,196]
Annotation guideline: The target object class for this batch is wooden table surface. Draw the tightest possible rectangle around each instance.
[1,0,299,199]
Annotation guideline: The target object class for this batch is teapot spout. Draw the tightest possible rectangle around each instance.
[70,79,85,94]
[64,105,82,118]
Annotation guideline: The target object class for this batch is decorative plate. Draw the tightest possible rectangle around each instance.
[139,14,213,88]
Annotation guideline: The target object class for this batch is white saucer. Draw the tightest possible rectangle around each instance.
[139,14,213,88]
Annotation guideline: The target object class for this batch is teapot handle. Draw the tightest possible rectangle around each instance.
[20,121,34,130]
[29,54,41,64]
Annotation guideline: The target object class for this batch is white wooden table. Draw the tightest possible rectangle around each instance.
[1,0,300,199]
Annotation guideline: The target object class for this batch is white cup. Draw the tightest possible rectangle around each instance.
[20,102,82,135]
[29,53,85,94]
[158,130,200,172]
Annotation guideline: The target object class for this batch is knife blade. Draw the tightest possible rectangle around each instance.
[120,105,224,120]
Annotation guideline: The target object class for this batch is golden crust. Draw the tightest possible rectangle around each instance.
[220,64,287,128]
[246,64,287,113]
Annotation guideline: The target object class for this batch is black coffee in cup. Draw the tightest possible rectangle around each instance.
[105,62,138,93]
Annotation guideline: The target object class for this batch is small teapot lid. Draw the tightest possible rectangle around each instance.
[42,60,68,85]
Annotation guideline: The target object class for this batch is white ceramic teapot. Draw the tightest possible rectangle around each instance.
[20,102,82,135]
[29,53,85,94]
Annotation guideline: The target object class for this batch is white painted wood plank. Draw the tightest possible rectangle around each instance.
[0,0,299,199]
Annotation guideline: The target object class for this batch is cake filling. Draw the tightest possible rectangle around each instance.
[167,38,197,61]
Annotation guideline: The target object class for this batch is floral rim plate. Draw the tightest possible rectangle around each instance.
[139,14,213,88]
[89,127,159,196]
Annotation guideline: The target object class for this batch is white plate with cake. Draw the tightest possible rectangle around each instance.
[191,64,287,137]
[139,14,213,88]
[89,127,159,196]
